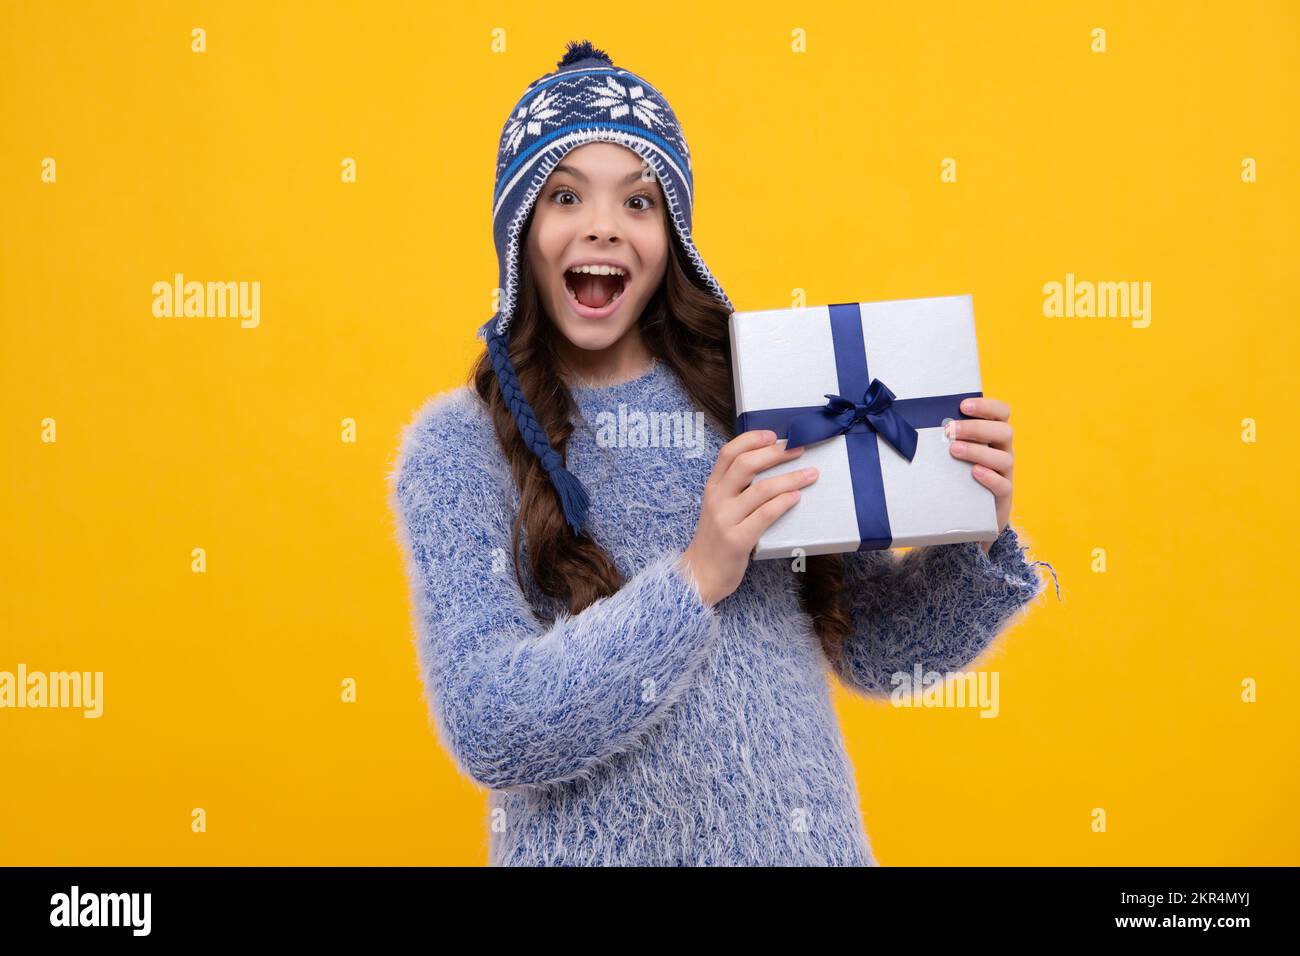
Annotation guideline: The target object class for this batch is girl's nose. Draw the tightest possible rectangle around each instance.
[584,221,621,243]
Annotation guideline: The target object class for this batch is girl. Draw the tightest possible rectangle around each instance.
[390,40,1058,866]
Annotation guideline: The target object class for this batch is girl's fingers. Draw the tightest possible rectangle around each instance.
[950,405,1016,495]
[720,437,805,497]
[949,441,1013,475]
[971,463,1013,497]
[961,396,1011,421]
[947,417,1013,450]
[734,464,819,520]
[735,486,804,544]
[711,430,780,485]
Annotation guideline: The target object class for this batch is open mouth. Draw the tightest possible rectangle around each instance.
[563,268,627,311]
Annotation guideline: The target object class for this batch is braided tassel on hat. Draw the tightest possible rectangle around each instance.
[484,324,590,535]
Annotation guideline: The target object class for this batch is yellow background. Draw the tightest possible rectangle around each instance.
[2,0,1297,865]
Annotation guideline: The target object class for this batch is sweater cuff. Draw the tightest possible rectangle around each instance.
[957,524,1049,606]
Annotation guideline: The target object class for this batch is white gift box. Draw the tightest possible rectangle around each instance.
[728,294,999,560]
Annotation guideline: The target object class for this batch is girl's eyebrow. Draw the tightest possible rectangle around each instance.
[553,164,653,186]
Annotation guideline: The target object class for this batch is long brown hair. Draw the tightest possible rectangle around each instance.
[469,203,852,657]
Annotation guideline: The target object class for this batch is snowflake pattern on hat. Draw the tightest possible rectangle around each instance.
[584,75,665,128]
[501,87,564,157]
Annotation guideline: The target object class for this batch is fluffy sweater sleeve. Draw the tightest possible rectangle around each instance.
[825,523,1058,698]
[388,390,723,793]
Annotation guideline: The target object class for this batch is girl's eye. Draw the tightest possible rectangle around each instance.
[550,186,656,211]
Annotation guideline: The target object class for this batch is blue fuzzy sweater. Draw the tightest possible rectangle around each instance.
[389,359,1056,866]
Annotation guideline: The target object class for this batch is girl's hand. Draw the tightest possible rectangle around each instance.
[677,430,819,607]
[946,396,1014,553]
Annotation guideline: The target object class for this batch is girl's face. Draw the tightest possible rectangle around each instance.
[525,141,668,366]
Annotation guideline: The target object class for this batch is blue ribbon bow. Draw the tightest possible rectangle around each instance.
[733,302,983,550]
[785,378,919,461]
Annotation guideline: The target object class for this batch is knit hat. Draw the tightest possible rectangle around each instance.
[477,39,733,536]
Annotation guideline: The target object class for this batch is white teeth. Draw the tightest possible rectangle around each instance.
[567,264,627,276]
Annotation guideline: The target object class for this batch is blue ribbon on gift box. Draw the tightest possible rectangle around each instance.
[733,302,983,550]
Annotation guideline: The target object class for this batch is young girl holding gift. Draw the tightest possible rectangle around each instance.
[389,40,1058,866]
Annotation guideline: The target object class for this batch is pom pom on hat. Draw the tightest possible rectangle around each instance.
[557,39,613,69]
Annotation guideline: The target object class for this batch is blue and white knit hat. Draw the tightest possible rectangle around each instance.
[477,39,733,537]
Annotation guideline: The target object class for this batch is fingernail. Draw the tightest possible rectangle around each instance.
[951,441,966,455]
[803,467,818,478]
[944,421,957,439]
[765,431,777,441]
[961,399,975,411]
